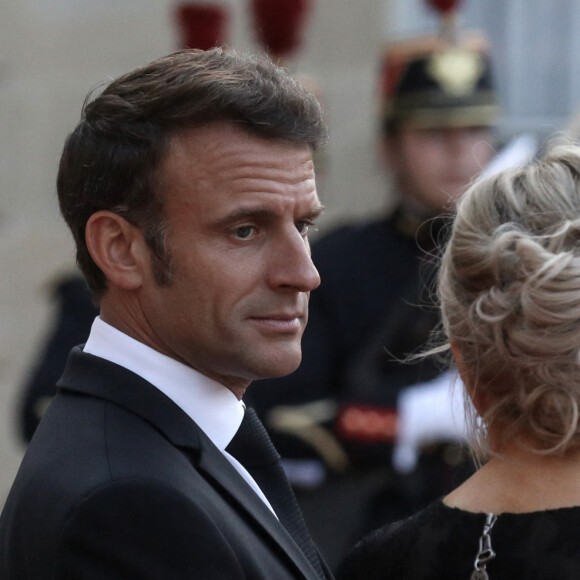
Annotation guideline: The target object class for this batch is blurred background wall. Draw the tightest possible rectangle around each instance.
[2,0,580,506]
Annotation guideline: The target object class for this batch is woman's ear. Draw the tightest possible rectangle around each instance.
[85,211,149,291]
[450,342,469,385]
[451,341,487,414]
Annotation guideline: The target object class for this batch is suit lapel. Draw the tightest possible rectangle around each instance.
[57,348,321,580]
[196,433,321,580]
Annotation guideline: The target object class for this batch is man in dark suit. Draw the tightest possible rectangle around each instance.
[0,48,331,579]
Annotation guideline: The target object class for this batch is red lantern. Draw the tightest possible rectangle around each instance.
[250,0,312,59]
[175,3,228,50]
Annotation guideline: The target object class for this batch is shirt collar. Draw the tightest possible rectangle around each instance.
[83,316,244,450]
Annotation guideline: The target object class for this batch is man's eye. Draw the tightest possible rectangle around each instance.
[233,225,256,239]
[295,221,316,236]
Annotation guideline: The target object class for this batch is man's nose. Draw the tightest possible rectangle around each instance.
[269,230,321,292]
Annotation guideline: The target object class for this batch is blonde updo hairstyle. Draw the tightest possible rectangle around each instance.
[440,144,580,457]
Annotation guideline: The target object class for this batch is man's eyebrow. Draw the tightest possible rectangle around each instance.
[303,203,325,220]
[211,203,325,228]
[210,207,278,229]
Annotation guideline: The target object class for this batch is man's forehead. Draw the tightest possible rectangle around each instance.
[162,126,312,177]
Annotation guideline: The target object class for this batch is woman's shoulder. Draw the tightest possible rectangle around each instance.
[335,501,440,580]
[336,500,484,580]
[337,499,580,580]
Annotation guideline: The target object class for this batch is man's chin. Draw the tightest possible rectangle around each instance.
[254,351,302,380]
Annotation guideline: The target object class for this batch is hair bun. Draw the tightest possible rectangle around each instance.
[439,144,580,455]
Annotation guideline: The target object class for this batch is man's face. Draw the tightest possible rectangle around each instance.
[137,123,322,397]
[387,125,494,216]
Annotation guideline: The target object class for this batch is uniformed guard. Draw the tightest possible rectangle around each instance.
[247,7,501,570]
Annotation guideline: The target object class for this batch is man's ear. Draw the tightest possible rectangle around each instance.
[85,210,149,291]
[380,133,399,173]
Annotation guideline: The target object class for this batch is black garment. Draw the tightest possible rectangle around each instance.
[337,499,580,580]
[1,348,332,579]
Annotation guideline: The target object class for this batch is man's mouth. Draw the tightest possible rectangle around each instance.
[248,313,304,333]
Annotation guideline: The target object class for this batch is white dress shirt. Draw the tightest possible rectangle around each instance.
[83,316,276,515]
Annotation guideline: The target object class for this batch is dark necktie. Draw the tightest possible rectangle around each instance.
[226,407,325,579]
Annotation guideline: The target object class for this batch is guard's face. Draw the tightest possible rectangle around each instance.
[388,126,494,215]
[138,122,321,398]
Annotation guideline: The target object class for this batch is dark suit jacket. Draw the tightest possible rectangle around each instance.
[0,347,331,579]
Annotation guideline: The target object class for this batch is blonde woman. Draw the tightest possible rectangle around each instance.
[338,144,580,580]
